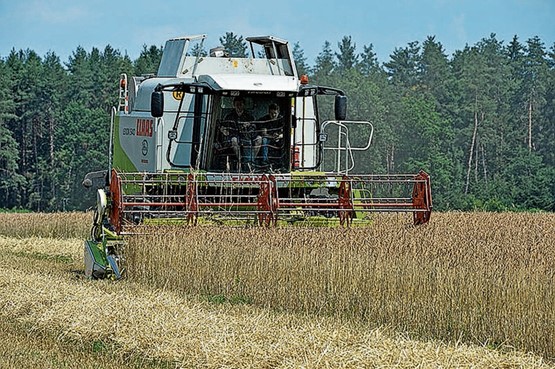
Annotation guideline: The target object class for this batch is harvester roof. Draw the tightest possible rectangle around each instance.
[157,34,297,79]
[197,74,298,93]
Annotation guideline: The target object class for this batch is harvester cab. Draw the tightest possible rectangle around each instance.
[83,34,432,279]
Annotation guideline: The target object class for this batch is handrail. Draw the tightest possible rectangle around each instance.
[321,120,374,174]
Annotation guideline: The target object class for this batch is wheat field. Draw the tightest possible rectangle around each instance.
[126,212,555,361]
[0,211,90,239]
[0,211,554,368]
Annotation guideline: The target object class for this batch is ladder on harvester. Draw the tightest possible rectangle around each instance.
[118,73,128,113]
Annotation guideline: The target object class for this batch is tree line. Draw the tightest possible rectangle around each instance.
[0,32,554,212]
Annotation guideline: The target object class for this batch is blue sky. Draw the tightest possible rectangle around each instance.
[0,0,553,65]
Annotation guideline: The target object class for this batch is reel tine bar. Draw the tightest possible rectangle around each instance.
[107,170,432,232]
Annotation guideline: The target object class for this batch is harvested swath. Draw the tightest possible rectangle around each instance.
[0,256,551,368]
[0,318,165,369]
[0,212,90,239]
[126,212,555,360]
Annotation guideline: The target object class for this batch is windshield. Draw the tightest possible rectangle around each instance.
[207,95,291,173]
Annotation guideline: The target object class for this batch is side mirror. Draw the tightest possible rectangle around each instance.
[151,91,164,118]
[334,95,347,121]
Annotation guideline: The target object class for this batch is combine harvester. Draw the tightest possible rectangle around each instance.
[82,34,432,279]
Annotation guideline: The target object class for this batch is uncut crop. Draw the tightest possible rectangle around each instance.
[0,212,90,239]
[126,212,555,360]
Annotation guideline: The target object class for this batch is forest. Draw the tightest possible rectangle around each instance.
[0,32,554,212]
